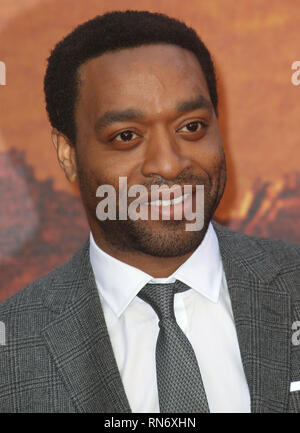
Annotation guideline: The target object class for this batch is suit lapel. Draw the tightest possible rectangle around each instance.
[40,241,131,413]
[38,223,292,413]
[213,222,291,412]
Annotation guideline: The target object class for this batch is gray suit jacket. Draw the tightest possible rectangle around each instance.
[0,221,299,413]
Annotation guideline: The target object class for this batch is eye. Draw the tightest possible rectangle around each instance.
[113,130,139,142]
[179,121,206,133]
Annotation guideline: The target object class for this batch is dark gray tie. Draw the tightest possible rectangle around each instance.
[138,279,210,413]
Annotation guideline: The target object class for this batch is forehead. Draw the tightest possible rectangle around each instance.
[76,44,210,115]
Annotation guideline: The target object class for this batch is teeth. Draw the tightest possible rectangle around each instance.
[144,193,190,206]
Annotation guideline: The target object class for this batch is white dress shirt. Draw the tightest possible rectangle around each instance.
[89,222,251,413]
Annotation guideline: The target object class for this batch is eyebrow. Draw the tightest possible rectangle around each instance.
[176,94,213,113]
[94,109,144,133]
[94,94,213,133]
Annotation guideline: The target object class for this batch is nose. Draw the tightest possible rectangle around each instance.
[141,125,192,180]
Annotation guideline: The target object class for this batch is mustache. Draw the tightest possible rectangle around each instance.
[141,168,209,189]
[117,169,210,205]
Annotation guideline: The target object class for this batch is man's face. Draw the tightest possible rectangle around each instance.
[71,44,226,257]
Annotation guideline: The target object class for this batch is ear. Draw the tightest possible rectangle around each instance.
[51,128,77,183]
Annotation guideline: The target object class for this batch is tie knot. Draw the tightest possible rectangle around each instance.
[138,280,190,320]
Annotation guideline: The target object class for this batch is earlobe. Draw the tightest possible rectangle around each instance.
[51,128,77,183]
[67,147,78,183]
[51,128,58,150]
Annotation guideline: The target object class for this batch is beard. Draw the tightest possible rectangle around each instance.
[78,158,226,258]
[97,210,209,257]
[95,166,226,257]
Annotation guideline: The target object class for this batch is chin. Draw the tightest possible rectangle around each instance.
[137,222,209,257]
[100,217,210,257]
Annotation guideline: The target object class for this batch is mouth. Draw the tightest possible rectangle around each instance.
[139,189,195,220]
[137,184,196,204]
[143,192,191,207]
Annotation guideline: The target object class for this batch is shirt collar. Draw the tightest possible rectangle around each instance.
[89,222,223,317]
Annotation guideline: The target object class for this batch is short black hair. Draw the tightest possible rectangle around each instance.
[44,10,218,145]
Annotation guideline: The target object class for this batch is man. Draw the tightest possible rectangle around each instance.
[0,10,299,413]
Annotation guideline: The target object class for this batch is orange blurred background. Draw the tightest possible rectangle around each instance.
[0,0,299,301]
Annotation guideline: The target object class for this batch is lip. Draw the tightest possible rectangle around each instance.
[136,184,197,206]
[139,190,195,220]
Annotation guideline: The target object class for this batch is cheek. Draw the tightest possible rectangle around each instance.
[75,152,103,201]
[77,155,127,210]
[76,164,99,204]
[76,144,110,185]
[202,127,225,168]
[192,139,225,173]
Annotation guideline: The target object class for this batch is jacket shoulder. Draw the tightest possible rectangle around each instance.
[0,240,89,319]
[213,220,300,275]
